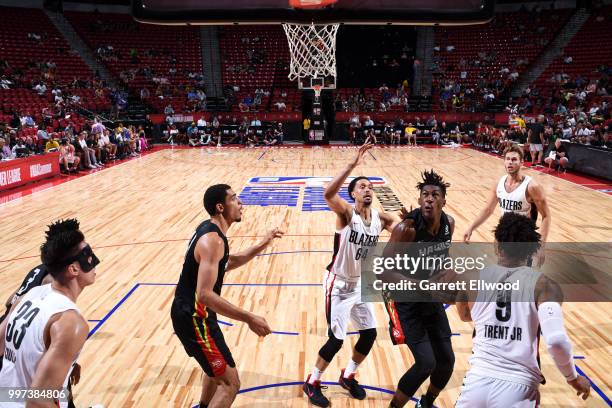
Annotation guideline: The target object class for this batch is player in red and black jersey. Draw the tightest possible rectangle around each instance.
[171,184,284,408]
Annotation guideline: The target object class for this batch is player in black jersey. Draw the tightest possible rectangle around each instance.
[384,170,456,408]
[1,264,51,325]
[171,184,283,408]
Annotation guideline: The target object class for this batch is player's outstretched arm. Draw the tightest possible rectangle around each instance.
[226,228,284,271]
[379,211,402,233]
[27,310,88,408]
[195,234,271,337]
[536,276,590,400]
[528,180,551,266]
[464,185,498,242]
[324,143,373,226]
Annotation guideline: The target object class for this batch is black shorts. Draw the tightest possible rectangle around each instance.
[171,306,235,377]
[386,301,451,345]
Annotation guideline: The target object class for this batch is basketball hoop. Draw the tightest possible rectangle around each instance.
[282,22,339,83]
[312,84,322,98]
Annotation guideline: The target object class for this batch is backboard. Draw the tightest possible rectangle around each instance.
[132,0,495,25]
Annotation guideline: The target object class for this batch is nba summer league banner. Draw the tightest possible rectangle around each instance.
[360,242,612,303]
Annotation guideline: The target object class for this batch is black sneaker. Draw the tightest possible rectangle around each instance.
[415,395,433,408]
[303,375,330,407]
[338,369,366,400]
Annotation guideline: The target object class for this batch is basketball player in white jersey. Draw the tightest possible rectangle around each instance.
[0,219,97,408]
[463,144,551,267]
[303,144,398,407]
[455,212,590,407]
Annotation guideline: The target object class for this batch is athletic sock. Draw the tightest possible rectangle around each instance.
[198,403,208,408]
[423,390,438,405]
[309,367,324,384]
[343,359,360,378]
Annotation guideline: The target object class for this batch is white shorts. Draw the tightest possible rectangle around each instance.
[529,144,543,152]
[455,372,540,408]
[323,271,376,340]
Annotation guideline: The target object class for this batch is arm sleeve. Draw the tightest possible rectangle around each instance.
[537,302,578,381]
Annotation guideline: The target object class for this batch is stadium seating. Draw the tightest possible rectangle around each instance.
[0,6,93,83]
[65,11,203,113]
[219,26,299,111]
[534,6,612,97]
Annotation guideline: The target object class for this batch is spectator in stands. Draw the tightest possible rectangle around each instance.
[100,129,116,159]
[210,116,219,130]
[349,114,361,144]
[138,126,149,151]
[37,128,50,143]
[75,131,100,169]
[405,123,417,146]
[240,95,254,112]
[273,123,284,145]
[246,131,258,148]
[263,130,278,146]
[275,101,287,111]
[45,135,59,152]
[58,139,79,173]
[0,138,13,159]
[528,115,546,166]
[544,138,569,171]
[33,82,47,95]
[431,125,441,145]
[11,139,29,158]
[364,129,377,145]
[164,104,174,115]
[251,117,262,127]
[91,118,106,136]
[140,87,150,100]
[21,113,35,128]
[187,122,199,146]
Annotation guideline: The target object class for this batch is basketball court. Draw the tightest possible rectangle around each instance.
[0,145,610,407]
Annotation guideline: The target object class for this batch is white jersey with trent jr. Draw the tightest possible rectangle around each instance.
[496,174,532,217]
[0,284,80,408]
[327,208,382,282]
[468,265,544,387]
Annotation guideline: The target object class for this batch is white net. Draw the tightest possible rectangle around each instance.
[282,23,339,83]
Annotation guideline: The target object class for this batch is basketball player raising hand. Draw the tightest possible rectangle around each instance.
[463,145,550,266]
[303,144,399,407]
[171,184,284,408]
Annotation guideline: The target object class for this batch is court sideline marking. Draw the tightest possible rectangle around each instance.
[87,281,610,406]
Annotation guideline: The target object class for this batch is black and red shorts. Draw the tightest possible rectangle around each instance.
[385,300,451,345]
[171,306,235,377]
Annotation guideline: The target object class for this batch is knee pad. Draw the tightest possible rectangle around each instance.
[318,334,344,362]
[354,328,377,356]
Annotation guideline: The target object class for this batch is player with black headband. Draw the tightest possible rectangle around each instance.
[0,219,99,408]
[384,170,456,408]
[304,144,399,407]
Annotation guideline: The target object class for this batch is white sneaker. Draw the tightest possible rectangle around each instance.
[88,165,96,169]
